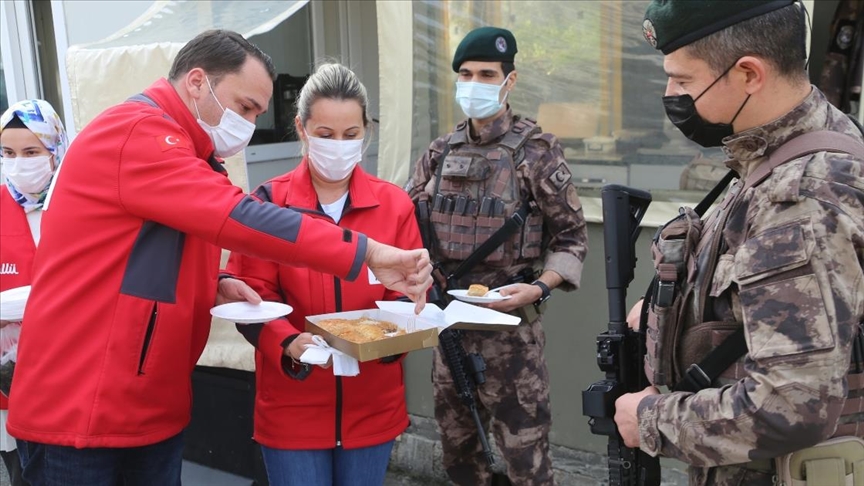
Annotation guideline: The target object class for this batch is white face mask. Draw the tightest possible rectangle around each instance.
[194,76,256,158]
[455,73,511,120]
[1,155,54,194]
[306,135,363,182]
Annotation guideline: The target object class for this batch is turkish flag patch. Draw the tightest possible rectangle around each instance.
[156,134,190,151]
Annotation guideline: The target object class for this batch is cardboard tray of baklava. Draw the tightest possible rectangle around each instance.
[305,309,439,362]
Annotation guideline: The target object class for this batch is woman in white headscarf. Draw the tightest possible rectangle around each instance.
[0,99,68,486]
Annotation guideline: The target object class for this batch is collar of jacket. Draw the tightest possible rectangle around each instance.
[454,106,516,146]
[721,86,827,180]
[281,158,381,212]
[142,78,216,161]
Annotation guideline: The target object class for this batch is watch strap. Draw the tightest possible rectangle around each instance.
[531,280,551,305]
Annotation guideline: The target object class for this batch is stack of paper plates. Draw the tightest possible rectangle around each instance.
[0,285,31,321]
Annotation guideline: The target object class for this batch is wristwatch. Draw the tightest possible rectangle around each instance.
[531,280,551,308]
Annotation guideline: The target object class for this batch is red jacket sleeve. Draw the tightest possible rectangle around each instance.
[117,115,366,282]
[225,251,300,375]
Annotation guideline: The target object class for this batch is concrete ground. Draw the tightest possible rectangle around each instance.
[0,458,442,486]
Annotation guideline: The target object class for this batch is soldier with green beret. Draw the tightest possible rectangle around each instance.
[406,26,588,485]
[614,1,864,485]
[450,26,518,72]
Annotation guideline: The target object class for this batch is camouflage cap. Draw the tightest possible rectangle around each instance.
[643,0,796,54]
[452,26,517,72]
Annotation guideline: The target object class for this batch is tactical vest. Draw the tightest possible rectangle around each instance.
[428,117,544,269]
[645,181,736,388]
[645,131,864,446]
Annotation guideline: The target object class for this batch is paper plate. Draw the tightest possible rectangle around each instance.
[0,285,31,321]
[447,289,512,304]
[210,301,293,324]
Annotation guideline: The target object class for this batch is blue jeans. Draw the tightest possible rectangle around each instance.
[17,432,184,486]
[261,440,394,486]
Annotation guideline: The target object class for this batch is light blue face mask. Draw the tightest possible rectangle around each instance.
[455,73,511,120]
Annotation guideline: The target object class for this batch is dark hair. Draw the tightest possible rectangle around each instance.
[2,114,27,130]
[684,4,807,82]
[168,29,276,83]
[296,63,370,127]
[502,62,515,77]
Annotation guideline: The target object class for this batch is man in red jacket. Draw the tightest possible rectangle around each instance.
[6,29,431,486]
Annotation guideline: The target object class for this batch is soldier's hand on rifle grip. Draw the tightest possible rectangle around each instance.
[614,385,660,448]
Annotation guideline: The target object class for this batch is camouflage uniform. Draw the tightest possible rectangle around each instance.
[407,108,588,486]
[638,88,864,486]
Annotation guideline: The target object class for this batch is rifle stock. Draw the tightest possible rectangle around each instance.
[582,184,660,486]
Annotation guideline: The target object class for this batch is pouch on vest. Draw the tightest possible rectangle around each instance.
[646,206,703,386]
[428,117,541,268]
[433,154,493,261]
[520,211,543,259]
[775,436,864,486]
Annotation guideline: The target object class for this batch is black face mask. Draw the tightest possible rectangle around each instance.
[663,63,751,148]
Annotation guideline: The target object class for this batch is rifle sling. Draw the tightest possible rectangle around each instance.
[672,130,864,393]
[674,327,746,393]
[447,203,530,284]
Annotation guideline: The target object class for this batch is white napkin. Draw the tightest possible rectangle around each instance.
[0,323,21,365]
[299,335,359,377]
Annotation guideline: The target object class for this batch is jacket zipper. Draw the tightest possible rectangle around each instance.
[138,302,158,375]
[335,375,343,447]
[334,275,343,447]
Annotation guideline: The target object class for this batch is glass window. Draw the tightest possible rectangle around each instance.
[0,57,8,114]
[410,0,726,201]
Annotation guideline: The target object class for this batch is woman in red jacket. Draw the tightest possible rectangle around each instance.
[0,99,68,486]
[221,63,422,486]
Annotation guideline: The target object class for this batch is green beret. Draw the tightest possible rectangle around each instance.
[452,27,517,72]
[643,0,796,54]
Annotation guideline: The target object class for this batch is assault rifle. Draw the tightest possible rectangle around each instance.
[582,184,660,486]
[417,200,496,466]
[438,324,495,466]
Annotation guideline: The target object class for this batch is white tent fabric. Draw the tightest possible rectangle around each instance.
[79,0,308,50]
[375,1,414,186]
[64,1,310,372]
[66,43,182,132]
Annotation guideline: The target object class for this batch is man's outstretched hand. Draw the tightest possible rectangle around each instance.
[366,239,433,314]
[216,277,263,306]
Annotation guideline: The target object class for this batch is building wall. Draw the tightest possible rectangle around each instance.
[402,221,659,454]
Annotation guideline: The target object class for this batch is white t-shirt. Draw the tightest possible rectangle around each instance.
[320,192,349,224]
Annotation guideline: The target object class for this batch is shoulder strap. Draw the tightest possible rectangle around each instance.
[432,142,452,196]
[691,130,864,217]
[742,130,864,191]
[499,117,540,164]
[673,130,864,393]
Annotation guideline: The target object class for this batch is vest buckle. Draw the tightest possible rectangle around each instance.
[683,363,712,392]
